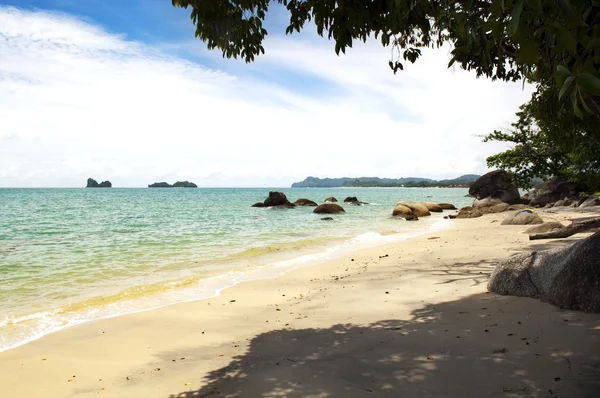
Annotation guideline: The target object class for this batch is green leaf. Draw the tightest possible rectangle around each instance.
[508,0,524,37]
[555,65,572,78]
[571,91,583,119]
[559,75,575,99]
[585,38,600,50]
[578,88,593,114]
[578,73,600,95]
[552,22,577,53]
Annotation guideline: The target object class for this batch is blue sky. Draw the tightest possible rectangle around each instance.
[0,2,534,187]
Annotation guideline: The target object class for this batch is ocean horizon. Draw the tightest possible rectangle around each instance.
[0,187,472,352]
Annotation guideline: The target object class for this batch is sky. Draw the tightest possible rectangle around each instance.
[0,1,534,188]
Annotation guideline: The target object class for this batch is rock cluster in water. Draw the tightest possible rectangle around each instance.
[148,181,198,188]
[86,178,112,188]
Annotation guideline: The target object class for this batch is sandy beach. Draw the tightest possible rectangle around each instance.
[1,209,599,398]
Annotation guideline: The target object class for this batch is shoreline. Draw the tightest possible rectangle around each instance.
[1,209,599,397]
[0,214,451,354]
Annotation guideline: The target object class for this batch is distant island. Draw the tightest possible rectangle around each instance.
[148,181,198,188]
[86,178,112,188]
[291,175,481,188]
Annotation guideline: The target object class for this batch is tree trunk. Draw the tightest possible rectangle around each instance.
[529,217,600,240]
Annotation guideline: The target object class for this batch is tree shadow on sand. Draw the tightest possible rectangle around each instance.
[167,293,600,398]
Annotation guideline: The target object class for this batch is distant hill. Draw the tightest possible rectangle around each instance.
[291,175,480,188]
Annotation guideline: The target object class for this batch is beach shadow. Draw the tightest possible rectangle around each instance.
[428,259,497,286]
[166,293,600,398]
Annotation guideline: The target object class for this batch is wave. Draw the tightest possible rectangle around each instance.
[0,218,451,353]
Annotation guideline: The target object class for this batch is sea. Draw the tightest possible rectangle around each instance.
[0,187,473,352]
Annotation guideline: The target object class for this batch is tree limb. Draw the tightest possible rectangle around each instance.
[529,217,600,240]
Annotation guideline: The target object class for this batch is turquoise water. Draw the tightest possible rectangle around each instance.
[0,187,472,351]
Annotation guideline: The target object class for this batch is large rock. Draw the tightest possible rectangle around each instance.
[87,178,111,188]
[344,197,359,203]
[438,203,457,210]
[313,203,345,214]
[392,204,418,220]
[324,197,338,203]
[526,180,584,207]
[469,170,520,207]
[579,195,600,208]
[488,232,600,313]
[455,207,483,219]
[252,191,295,208]
[294,198,318,206]
[501,210,544,225]
[490,203,510,213]
[396,201,431,217]
[422,202,443,212]
[524,222,565,234]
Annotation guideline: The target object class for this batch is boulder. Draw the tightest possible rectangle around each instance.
[294,198,318,207]
[392,204,418,220]
[438,203,457,210]
[324,197,338,203]
[507,204,527,211]
[489,203,510,213]
[501,210,544,225]
[344,197,359,203]
[313,203,345,214]
[469,170,521,207]
[422,202,443,212]
[472,197,505,208]
[252,191,295,208]
[579,195,600,208]
[563,199,573,206]
[455,207,483,219]
[524,222,565,234]
[488,232,600,313]
[526,180,584,207]
[396,201,431,217]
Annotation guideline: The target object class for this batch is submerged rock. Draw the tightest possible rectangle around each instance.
[324,196,338,203]
[294,198,318,206]
[488,231,600,313]
[438,203,457,210]
[321,217,334,221]
[422,202,443,212]
[252,191,295,208]
[392,204,418,220]
[396,201,430,217]
[313,203,345,214]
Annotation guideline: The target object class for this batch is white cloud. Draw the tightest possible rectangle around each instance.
[0,6,532,187]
